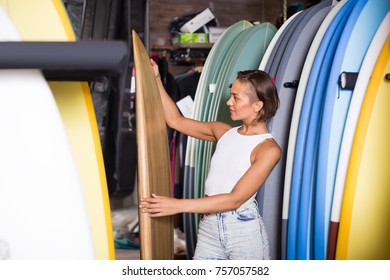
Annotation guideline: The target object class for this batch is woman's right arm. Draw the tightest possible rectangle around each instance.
[151,59,230,142]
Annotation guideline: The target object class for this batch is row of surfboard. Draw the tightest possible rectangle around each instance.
[0,0,173,260]
[183,0,390,260]
[0,0,115,259]
[1,0,388,261]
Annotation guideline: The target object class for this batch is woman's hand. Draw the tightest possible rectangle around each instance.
[150,58,160,79]
[139,193,181,217]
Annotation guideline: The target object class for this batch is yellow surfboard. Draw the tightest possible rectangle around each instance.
[132,30,174,260]
[0,0,115,259]
[336,37,390,260]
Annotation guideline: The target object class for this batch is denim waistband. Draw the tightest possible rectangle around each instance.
[202,199,258,217]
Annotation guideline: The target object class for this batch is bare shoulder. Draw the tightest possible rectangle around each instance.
[252,138,281,164]
[211,121,232,141]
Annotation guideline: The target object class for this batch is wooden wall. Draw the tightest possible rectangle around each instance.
[148,0,302,48]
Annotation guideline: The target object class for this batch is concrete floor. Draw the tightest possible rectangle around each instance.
[115,249,140,260]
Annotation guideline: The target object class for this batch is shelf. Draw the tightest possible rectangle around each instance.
[152,43,213,51]
[172,57,206,65]
[172,43,213,49]
[151,43,212,67]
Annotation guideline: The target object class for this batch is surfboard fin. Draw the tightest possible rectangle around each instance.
[283,80,299,88]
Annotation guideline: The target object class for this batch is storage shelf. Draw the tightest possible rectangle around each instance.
[152,43,213,51]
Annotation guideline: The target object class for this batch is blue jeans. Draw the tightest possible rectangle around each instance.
[193,200,270,260]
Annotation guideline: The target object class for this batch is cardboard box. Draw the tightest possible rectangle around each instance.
[180,8,215,34]
[209,27,227,43]
[179,33,209,43]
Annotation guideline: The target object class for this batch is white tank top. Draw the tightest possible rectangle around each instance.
[205,126,273,199]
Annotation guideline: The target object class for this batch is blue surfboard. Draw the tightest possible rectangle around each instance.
[314,0,390,260]
[296,0,368,260]
[282,0,348,260]
[287,0,358,260]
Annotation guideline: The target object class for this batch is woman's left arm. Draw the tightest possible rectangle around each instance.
[139,139,281,217]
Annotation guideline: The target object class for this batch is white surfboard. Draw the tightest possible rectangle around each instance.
[0,7,95,259]
[0,0,115,259]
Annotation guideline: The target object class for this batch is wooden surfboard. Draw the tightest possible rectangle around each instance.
[132,30,174,260]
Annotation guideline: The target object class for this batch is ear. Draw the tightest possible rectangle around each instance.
[253,100,263,113]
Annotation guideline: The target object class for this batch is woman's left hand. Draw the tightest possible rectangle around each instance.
[150,59,160,79]
[139,194,181,217]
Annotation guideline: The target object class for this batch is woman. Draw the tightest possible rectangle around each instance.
[140,59,281,260]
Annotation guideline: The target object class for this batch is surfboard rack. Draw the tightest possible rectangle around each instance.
[338,71,358,90]
[0,41,129,81]
[283,80,299,88]
[0,41,139,197]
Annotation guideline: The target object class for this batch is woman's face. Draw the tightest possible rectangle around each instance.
[226,80,262,122]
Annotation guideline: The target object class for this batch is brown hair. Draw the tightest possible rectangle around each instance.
[235,70,279,123]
